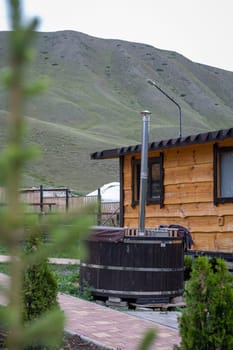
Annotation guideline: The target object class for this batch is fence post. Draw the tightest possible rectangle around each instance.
[39,184,43,214]
[97,188,101,225]
[65,188,69,211]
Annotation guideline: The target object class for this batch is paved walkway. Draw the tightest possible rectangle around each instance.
[0,256,181,349]
[0,255,80,265]
[59,293,180,349]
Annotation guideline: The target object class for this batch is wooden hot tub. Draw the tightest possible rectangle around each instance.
[80,226,184,304]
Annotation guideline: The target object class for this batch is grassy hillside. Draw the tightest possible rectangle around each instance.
[0,30,233,193]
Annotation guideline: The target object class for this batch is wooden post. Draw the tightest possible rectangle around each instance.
[65,188,69,211]
[39,184,43,214]
[97,188,101,225]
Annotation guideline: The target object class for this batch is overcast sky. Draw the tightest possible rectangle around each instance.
[1,0,233,72]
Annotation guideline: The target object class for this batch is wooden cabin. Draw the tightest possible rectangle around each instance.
[91,127,233,260]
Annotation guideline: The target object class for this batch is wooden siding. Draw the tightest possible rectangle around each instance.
[123,140,233,253]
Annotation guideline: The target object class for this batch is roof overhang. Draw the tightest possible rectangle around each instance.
[91,127,233,160]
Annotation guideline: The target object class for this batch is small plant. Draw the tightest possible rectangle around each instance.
[51,264,93,301]
[77,280,93,301]
[178,256,233,350]
[23,235,59,322]
[0,243,8,255]
[54,265,80,296]
[0,262,9,274]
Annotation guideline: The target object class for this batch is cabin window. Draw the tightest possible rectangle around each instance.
[214,144,233,204]
[131,154,164,208]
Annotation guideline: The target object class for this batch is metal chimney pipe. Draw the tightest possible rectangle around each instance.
[138,110,151,236]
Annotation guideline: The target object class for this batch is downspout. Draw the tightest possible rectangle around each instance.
[138,110,151,236]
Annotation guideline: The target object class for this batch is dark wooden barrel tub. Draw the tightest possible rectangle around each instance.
[80,227,184,304]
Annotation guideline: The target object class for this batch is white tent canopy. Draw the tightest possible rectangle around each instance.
[86,182,120,203]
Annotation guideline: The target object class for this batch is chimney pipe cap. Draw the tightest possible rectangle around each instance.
[140,110,151,116]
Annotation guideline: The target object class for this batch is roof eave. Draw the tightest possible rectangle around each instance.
[91,127,233,160]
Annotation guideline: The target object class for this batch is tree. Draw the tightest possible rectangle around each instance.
[178,256,233,350]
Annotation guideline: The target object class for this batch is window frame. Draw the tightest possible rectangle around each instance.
[213,143,233,205]
[131,153,164,208]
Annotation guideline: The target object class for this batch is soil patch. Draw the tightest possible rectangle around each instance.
[63,333,110,349]
[0,330,110,350]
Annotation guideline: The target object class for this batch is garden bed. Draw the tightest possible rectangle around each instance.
[0,330,110,350]
[63,332,111,350]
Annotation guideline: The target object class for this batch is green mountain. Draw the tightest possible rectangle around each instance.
[0,30,233,193]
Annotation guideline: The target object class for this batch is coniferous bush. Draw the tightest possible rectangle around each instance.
[178,256,233,350]
[184,254,193,281]
[23,235,59,322]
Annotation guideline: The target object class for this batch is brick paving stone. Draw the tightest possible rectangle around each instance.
[0,269,181,349]
[58,293,181,350]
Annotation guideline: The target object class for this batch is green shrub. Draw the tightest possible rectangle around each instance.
[184,255,193,281]
[23,235,59,322]
[178,256,233,350]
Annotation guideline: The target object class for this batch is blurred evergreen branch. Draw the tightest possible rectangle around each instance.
[0,2,157,350]
[137,329,157,350]
[0,1,93,349]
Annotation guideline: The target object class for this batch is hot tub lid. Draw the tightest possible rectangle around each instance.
[89,226,125,242]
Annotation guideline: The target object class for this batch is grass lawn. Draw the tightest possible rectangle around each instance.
[0,244,8,255]
[50,263,84,297]
[0,238,89,298]
[0,241,83,259]
[0,261,92,300]
[0,262,9,275]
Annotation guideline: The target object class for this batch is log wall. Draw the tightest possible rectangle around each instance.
[123,140,233,253]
